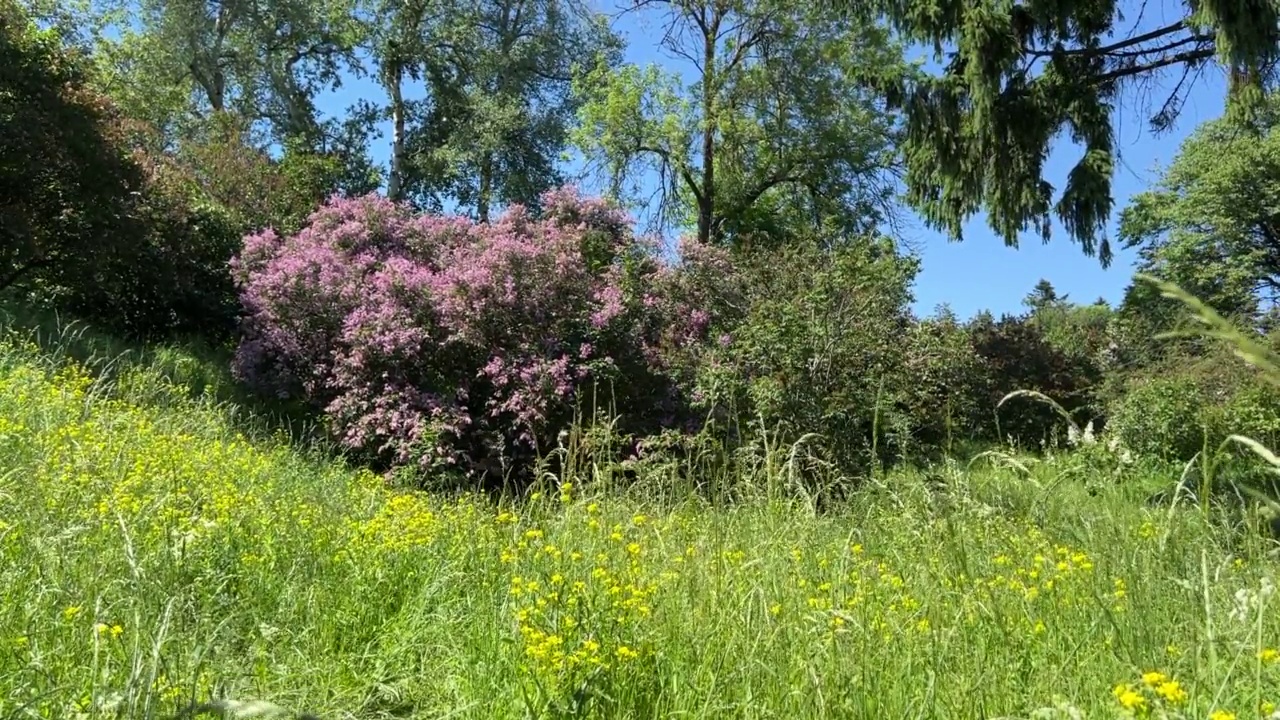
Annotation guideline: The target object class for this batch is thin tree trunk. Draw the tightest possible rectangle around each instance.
[696,7,719,245]
[385,61,407,202]
[477,151,493,223]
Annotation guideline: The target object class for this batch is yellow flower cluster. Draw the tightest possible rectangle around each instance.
[1112,671,1190,717]
[501,509,666,696]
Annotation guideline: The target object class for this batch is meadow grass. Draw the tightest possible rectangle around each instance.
[0,322,1278,719]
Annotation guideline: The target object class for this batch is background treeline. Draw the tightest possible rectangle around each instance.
[6,0,1280,492]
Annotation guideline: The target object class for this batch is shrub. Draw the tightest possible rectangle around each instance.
[232,188,717,484]
[175,112,354,235]
[47,149,245,340]
[898,306,989,457]
[1106,344,1280,466]
[1221,379,1280,451]
[687,236,918,478]
[968,313,1102,447]
[0,3,142,297]
[0,7,285,341]
[1108,372,1215,462]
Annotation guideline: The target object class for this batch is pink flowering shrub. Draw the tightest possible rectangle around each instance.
[232,187,728,481]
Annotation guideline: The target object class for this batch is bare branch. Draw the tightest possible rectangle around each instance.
[1095,47,1216,86]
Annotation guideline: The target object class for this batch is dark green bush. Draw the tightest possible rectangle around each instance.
[688,236,918,478]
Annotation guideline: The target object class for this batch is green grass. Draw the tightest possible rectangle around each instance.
[0,319,1278,719]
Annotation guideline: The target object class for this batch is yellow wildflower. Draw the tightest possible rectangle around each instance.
[1154,680,1186,705]
[1208,711,1235,720]
[615,645,639,660]
[1260,648,1279,664]
[1141,671,1167,687]
[1113,683,1146,712]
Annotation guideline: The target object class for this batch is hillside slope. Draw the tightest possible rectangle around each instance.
[0,320,1278,719]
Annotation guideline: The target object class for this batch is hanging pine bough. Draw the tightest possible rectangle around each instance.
[836,0,1280,266]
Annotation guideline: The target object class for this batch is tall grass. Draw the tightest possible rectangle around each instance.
[0,306,1277,719]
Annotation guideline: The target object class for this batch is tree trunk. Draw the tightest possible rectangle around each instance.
[385,61,407,202]
[477,151,493,223]
[696,6,719,245]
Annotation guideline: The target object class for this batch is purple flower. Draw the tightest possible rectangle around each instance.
[231,189,731,477]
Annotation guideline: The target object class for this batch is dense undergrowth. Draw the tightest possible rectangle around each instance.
[1,314,1279,720]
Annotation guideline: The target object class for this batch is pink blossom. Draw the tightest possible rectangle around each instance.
[231,189,730,480]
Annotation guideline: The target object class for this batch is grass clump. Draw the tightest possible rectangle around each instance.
[0,323,1278,719]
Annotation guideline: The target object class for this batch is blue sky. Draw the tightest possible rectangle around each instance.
[316,0,1232,319]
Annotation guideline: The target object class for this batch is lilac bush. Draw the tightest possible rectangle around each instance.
[232,187,729,480]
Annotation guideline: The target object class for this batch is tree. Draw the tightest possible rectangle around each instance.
[1,1,249,339]
[172,111,352,232]
[0,0,141,294]
[853,0,1280,264]
[968,313,1102,444]
[1118,104,1280,324]
[361,0,448,202]
[95,0,362,149]
[364,0,619,216]
[1023,278,1066,313]
[404,0,620,220]
[900,304,989,454]
[573,0,906,247]
[691,233,919,474]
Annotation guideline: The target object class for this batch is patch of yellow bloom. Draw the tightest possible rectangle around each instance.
[93,623,124,639]
[1113,683,1146,712]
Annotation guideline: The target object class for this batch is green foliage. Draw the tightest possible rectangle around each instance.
[1105,335,1280,475]
[1,4,312,341]
[63,159,244,340]
[969,310,1103,447]
[1222,380,1280,454]
[1109,371,1217,462]
[399,0,620,220]
[1118,102,1280,349]
[109,0,362,146]
[572,0,906,246]
[691,236,919,476]
[862,0,1280,264]
[899,304,988,455]
[0,1,143,295]
[365,0,620,218]
[174,112,349,233]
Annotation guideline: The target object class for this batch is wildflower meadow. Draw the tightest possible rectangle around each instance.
[1,319,1278,720]
[6,0,1280,717]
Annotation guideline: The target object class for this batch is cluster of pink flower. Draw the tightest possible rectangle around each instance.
[231,187,735,477]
